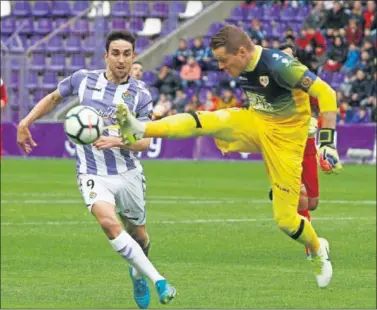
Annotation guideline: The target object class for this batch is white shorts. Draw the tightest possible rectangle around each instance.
[77,168,147,225]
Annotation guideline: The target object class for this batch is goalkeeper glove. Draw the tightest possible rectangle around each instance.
[318,128,343,174]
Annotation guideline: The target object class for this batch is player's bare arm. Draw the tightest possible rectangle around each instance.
[17,89,63,153]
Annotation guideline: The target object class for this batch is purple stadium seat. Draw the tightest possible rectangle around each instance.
[148,86,159,102]
[12,1,31,17]
[71,19,90,36]
[93,19,109,34]
[11,71,19,89]
[169,1,185,17]
[65,36,82,53]
[41,72,58,91]
[234,88,243,101]
[28,35,46,52]
[26,71,38,90]
[50,53,66,72]
[34,18,53,35]
[294,6,310,22]
[151,2,169,18]
[128,18,144,33]
[82,36,96,53]
[71,1,90,15]
[110,18,127,30]
[199,87,210,103]
[55,18,71,36]
[29,54,46,72]
[142,70,157,86]
[280,6,298,22]
[45,36,63,53]
[135,37,150,54]
[111,1,131,17]
[246,5,263,21]
[229,6,245,22]
[319,71,332,84]
[33,90,48,103]
[207,22,225,36]
[18,18,34,35]
[7,36,25,52]
[1,17,16,35]
[204,71,220,88]
[331,72,346,89]
[32,1,51,17]
[51,1,72,17]
[162,55,173,66]
[132,2,150,18]
[186,37,194,49]
[261,5,280,22]
[69,54,86,71]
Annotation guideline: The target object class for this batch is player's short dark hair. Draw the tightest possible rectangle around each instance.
[279,42,297,57]
[106,30,136,52]
[210,24,253,54]
[132,61,143,67]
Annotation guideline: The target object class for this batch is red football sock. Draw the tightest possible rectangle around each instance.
[298,208,311,222]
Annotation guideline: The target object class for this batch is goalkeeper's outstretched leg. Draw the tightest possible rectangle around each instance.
[116,104,251,144]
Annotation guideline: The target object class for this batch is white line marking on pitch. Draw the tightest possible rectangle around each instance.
[1,217,375,226]
[1,198,375,205]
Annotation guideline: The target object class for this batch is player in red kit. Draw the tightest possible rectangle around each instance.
[1,77,8,157]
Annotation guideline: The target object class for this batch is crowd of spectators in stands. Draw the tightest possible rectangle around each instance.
[145,0,376,123]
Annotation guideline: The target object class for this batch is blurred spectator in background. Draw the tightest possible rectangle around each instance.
[349,69,369,107]
[1,78,7,111]
[342,43,361,72]
[198,90,218,111]
[296,26,326,57]
[155,64,181,99]
[358,49,374,77]
[303,0,327,29]
[239,92,249,108]
[180,56,202,88]
[246,19,267,42]
[271,38,280,49]
[170,88,188,114]
[130,61,144,80]
[0,77,7,157]
[323,36,347,71]
[324,1,349,37]
[191,37,207,69]
[152,93,172,120]
[351,107,371,123]
[360,71,377,108]
[345,19,363,46]
[217,89,238,110]
[172,39,192,70]
[349,1,364,25]
[297,43,319,73]
[184,94,202,113]
[191,37,218,71]
[364,0,376,29]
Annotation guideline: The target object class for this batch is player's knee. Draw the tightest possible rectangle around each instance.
[97,216,123,239]
[308,198,319,211]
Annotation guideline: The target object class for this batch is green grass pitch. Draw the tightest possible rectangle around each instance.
[1,158,376,308]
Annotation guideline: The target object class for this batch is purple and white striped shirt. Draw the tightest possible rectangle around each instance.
[58,69,152,176]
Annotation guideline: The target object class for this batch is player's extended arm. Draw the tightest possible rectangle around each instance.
[308,79,343,174]
[20,89,63,126]
[17,89,63,153]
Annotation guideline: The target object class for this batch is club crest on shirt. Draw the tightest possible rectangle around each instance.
[89,192,97,199]
[301,76,313,89]
[122,91,133,104]
[259,76,269,87]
